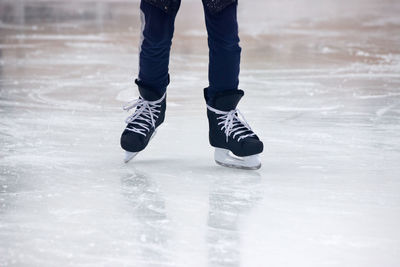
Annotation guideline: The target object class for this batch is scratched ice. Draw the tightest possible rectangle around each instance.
[1,0,400,266]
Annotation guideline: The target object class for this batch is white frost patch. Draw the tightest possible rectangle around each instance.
[356,50,370,57]
[354,92,400,99]
[116,89,138,102]
[267,105,341,112]
[11,34,108,41]
[64,42,115,48]
[376,103,398,117]
[167,102,181,107]
[321,46,336,54]
[181,30,207,37]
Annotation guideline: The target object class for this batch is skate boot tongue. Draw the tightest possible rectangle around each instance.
[207,89,244,111]
[135,79,163,101]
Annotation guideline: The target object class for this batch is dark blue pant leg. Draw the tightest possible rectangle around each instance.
[138,0,180,94]
[203,2,241,99]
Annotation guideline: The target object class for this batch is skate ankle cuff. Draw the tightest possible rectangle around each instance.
[135,79,167,101]
[204,88,244,111]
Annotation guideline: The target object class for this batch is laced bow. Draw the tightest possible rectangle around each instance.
[207,105,255,142]
[123,93,165,136]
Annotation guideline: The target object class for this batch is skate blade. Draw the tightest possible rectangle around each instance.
[214,148,261,170]
[215,160,261,170]
[122,130,157,163]
[124,151,138,163]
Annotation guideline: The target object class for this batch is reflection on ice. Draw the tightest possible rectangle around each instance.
[121,169,173,266]
[117,164,264,267]
[208,171,261,267]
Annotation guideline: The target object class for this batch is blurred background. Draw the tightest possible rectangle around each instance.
[1,0,400,266]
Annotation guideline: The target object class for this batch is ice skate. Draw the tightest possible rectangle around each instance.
[204,88,263,170]
[120,80,166,163]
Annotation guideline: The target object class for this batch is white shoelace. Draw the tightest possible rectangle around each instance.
[123,93,166,136]
[207,105,255,142]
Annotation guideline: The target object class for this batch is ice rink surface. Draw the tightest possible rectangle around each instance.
[1,0,400,266]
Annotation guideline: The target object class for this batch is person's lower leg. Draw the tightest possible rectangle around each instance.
[203,2,263,169]
[203,2,241,101]
[120,0,180,162]
[137,0,180,95]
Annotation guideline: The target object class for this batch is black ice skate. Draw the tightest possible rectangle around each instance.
[204,88,263,170]
[120,80,166,163]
